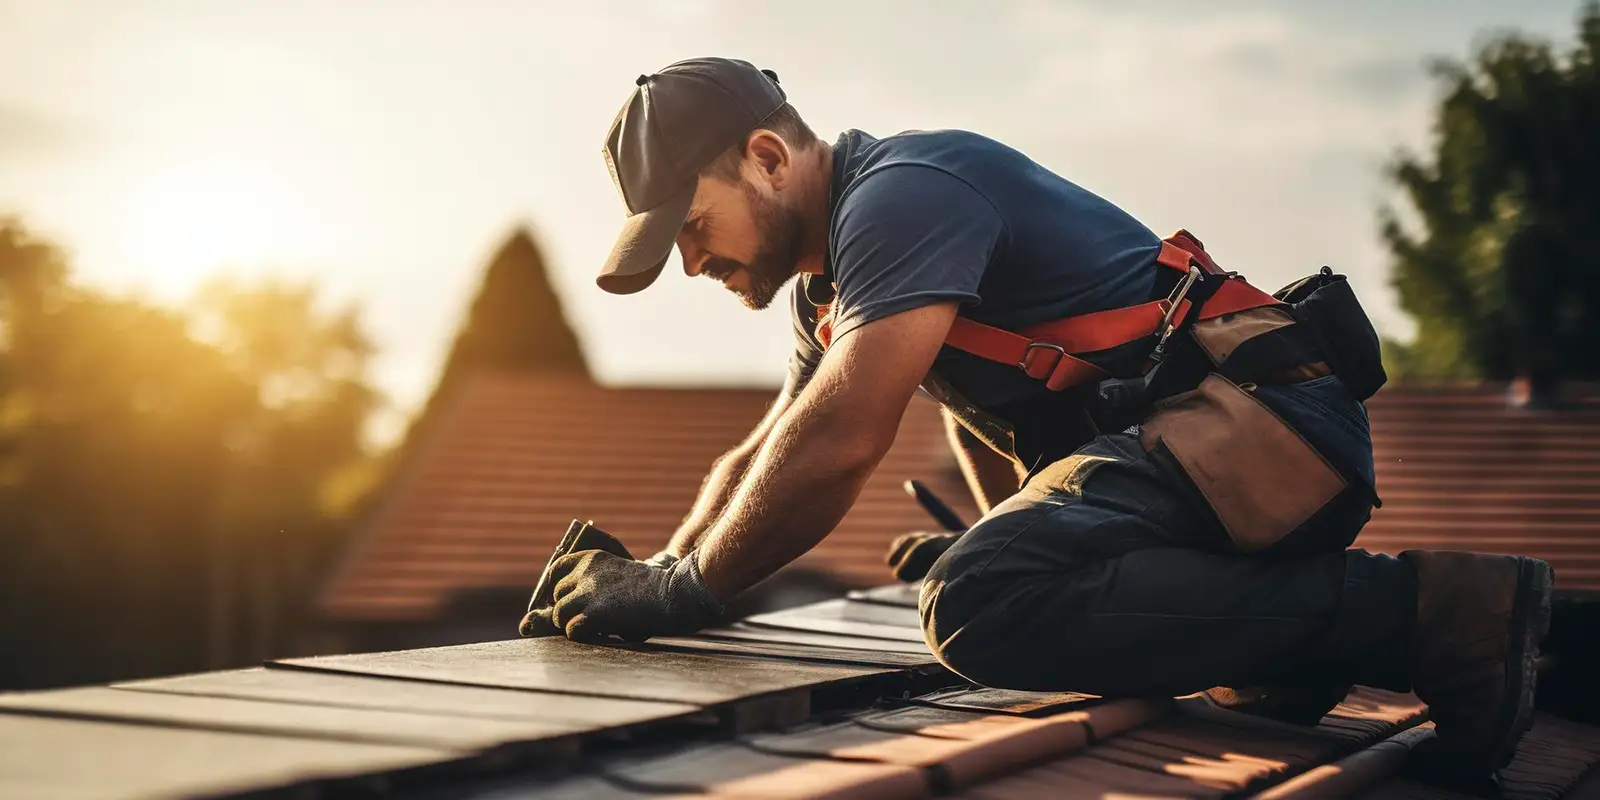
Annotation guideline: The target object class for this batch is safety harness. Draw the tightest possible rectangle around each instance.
[815,229,1287,400]
[813,225,1391,539]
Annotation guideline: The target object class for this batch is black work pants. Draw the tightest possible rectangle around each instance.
[920,375,1417,697]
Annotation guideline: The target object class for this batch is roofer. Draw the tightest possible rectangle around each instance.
[529,57,1554,779]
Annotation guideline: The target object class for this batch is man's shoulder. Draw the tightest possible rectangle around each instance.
[862,127,1010,155]
[852,128,1017,176]
[837,128,1034,216]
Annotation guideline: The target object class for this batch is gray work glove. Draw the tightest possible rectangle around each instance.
[547,549,724,643]
[885,531,960,582]
[517,520,680,637]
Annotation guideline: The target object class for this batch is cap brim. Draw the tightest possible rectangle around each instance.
[596,184,695,295]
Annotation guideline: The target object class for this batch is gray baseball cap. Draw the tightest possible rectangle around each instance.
[597,57,787,294]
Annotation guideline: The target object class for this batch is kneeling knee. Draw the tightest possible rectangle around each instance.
[919,578,1022,688]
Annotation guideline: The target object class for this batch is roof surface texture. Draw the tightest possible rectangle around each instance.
[320,376,1600,622]
[4,586,1597,798]
[320,374,976,621]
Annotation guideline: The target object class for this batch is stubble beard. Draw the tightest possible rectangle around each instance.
[733,182,807,311]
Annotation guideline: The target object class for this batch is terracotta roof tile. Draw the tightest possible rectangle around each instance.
[1354,712,1600,800]
[319,378,1600,621]
[319,374,975,621]
[1355,386,1600,592]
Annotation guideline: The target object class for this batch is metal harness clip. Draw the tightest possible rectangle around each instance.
[1150,265,1203,363]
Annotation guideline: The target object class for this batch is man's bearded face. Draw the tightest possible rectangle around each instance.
[677,176,805,311]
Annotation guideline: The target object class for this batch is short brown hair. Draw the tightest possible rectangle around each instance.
[700,103,819,182]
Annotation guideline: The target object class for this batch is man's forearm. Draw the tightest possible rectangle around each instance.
[664,445,758,556]
[663,385,796,557]
[695,398,889,598]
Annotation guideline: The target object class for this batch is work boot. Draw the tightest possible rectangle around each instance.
[1403,550,1554,774]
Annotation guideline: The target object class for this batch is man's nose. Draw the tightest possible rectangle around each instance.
[681,247,708,277]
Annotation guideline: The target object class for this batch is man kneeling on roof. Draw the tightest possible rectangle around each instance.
[520,57,1554,781]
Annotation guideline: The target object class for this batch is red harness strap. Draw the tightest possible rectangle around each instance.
[939,230,1280,391]
[814,230,1280,392]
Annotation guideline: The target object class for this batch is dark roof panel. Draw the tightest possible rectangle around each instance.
[272,636,893,707]
[0,712,453,800]
[7,591,1600,798]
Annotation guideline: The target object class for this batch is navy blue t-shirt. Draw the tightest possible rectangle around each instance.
[788,129,1163,475]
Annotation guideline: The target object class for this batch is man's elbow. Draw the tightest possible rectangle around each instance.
[809,405,900,479]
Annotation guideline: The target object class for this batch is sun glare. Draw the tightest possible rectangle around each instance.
[119,157,290,294]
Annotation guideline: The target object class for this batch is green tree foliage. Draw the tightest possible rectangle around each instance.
[0,218,382,689]
[1381,2,1600,389]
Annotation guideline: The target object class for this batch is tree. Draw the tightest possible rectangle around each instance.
[188,276,382,663]
[1381,2,1600,402]
[386,226,589,485]
[0,218,383,688]
[436,226,589,390]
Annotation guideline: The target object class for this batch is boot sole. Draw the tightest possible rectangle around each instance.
[1489,557,1554,770]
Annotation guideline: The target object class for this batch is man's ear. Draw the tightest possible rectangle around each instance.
[744,130,793,189]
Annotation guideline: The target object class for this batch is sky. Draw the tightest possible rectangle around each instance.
[0,0,1589,442]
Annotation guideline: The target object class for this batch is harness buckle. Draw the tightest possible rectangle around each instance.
[1018,341,1067,371]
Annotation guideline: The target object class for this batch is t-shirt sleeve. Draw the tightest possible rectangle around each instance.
[827,164,1005,344]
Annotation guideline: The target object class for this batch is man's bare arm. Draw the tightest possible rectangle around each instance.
[663,378,797,557]
[694,301,960,599]
[941,409,1023,516]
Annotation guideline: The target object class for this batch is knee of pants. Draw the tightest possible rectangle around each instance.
[919,583,1004,687]
[919,555,1033,689]
[922,586,1070,690]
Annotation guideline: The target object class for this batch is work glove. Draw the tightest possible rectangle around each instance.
[519,549,681,637]
[885,531,960,582]
[519,521,682,638]
[546,549,724,643]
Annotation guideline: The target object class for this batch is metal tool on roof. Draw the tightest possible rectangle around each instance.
[904,479,968,532]
[520,519,634,637]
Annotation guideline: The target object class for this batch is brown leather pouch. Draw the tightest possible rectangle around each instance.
[1192,305,1297,364]
[1140,374,1347,552]
[1192,305,1331,383]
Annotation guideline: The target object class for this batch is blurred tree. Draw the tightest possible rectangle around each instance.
[1381,2,1600,404]
[387,225,588,483]
[436,226,589,389]
[189,276,381,664]
[0,218,382,688]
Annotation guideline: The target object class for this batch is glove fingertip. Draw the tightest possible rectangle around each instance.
[564,613,606,644]
[885,535,917,567]
[519,608,560,638]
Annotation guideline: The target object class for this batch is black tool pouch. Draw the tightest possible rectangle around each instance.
[1275,268,1388,401]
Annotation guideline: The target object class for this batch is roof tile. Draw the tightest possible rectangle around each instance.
[320,378,1600,622]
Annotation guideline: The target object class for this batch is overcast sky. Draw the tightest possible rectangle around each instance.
[0,1,1588,440]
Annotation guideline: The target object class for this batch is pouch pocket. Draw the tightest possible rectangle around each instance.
[1277,272,1388,401]
[1140,374,1348,552]
[1191,305,1330,384]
